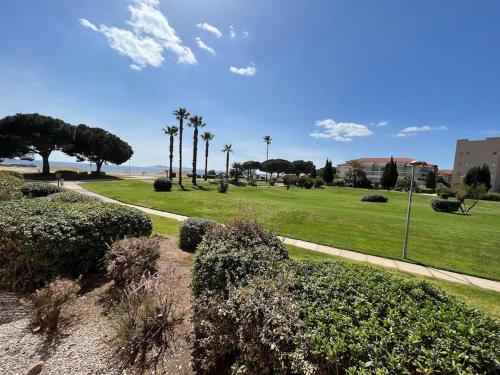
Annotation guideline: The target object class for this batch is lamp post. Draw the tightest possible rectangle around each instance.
[402,160,426,259]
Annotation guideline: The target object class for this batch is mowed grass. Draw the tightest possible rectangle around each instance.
[82,179,500,280]
[146,216,500,319]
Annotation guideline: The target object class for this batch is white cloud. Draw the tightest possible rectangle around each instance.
[80,18,98,32]
[229,26,236,40]
[311,119,373,142]
[196,22,223,38]
[79,0,196,70]
[243,31,249,37]
[195,37,215,55]
[394,125,446,138]
[229,65,256,76]
[376,121,388,127]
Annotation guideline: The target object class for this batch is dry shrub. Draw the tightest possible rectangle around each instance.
[107,236,161,289]
[112,269,184,374]
[31,278,79,332]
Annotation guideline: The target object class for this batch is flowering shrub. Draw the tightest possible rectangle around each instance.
[107,236,161,289]
[0,172,23,201]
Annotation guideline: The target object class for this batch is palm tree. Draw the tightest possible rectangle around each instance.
[347,159,363,187]
[188,115,206,185]
[222,144,233,177]
[201,131,215,181]
[173,108,190,186]
[263,135,272,180]
[163,125,178,179]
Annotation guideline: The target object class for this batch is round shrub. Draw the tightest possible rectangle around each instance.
[21,182,62,197]
[179,217,218,252]
[0,199,152,292]
[361,194,389,203]
[191,218,288,297]
[217,179,229,193]
[431,199,461,213]
[153,177,172,192]
[314,177,324,188]
[0,172,23,201]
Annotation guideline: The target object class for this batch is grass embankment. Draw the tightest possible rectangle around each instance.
[83,179,500,280]
[149,214,500,319]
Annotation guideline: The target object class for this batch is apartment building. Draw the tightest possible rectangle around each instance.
[451,137,500,192]
[338,157,437,187]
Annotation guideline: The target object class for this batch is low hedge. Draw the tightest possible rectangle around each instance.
[481,193,500,202]
[153,177,172,192]
[361,193,388,203]
[179,217,217,252]
[0,199,152,291]
[48,191,97,203]
[431,199,461,213]
[21,182,63,197]
[290,261,500,373]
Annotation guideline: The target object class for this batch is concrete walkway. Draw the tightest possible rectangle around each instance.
[63,181,500,293]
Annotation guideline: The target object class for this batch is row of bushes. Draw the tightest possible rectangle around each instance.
[191,219,500,374]
[0,199,152,291]
[283,175,325,189]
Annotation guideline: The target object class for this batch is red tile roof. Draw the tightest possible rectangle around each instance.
[338,157,437,167]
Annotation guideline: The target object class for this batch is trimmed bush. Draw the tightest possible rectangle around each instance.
[283,174,298,187]
[0,170,24,179]
[0,172,23,201]
[48,191,97,203]
[179,217,217,252]
[55,169,79,176]
[420,187,436,194]
[481,193,500,202]
[290,261,500,373]
[21,182,62,197]
[191,218,288,297]
[431,199,461,213]
[361,193,388,203]
[31,278,79,332]
[193,276,315,374]
[332,179,345,187]
[217,179,229,193]
[107,236,161,289]
[436,183,454,199]
[0,200,152,292]
[298,175,314,189]
[153,177,172,192]
[314,177,325,188]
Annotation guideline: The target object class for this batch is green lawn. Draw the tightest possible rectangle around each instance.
[82,179,500,280]
[147,215,500,319]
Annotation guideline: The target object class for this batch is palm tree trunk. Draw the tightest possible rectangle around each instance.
[226,152,230,177]
[178,118,183,185]
[204,142,209,181]
[265,144,269,180]
[192,127,198,185]
[169,136,174,179]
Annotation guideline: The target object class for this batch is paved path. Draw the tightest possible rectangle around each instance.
[63,181,500,293]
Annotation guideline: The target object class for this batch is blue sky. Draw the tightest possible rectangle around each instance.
[1,0,500,170]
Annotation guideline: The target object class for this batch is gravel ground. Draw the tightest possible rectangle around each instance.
[0,236,194,375]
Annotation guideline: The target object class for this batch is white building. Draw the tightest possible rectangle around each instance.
[338,157,437,187]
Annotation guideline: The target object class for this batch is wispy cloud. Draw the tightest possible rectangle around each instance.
[243,31,249,37]
[79,0,196,71]
[376,121,388,127]
[196,22,223,38]
[311,119,373,142]
[229,64,256,76]
[229,26,236,40]
[394,125,446,137]
[195,37,215,55]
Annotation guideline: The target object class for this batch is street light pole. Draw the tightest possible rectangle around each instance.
[402,160,426,259]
